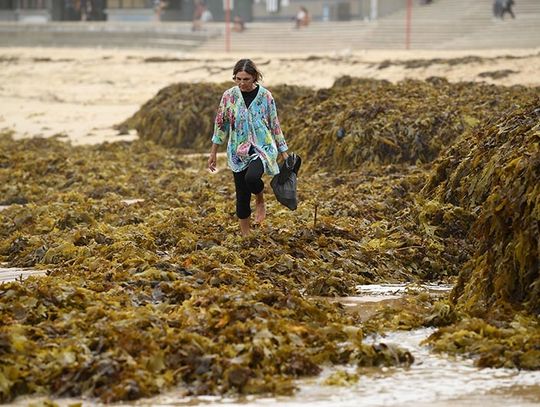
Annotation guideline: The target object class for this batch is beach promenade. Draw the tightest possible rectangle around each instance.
[1,0,539,52]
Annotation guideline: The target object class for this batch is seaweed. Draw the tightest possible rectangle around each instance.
[2,76,539,402]
[118,82,311,151]
[120,78,538,172]
[0,133,428,403]
[287,78,538,170]
[424,314,540,370]
[423,103,540,315]
[420,103,540,369]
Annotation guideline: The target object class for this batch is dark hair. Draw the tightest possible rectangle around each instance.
[233,59,263,82]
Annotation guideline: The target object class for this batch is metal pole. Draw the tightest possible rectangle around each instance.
[225,0,231,52]
[370,0,378,21]
[405,0,412,49]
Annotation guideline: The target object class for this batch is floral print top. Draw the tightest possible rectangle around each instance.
[211,85,288,176]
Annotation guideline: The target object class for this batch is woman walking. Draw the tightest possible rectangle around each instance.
[207,59,289,236]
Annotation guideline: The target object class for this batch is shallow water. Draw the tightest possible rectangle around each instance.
[332,283,453,321]
[10,284,540,407]
[0,265,47,283]
[356,283,453,296]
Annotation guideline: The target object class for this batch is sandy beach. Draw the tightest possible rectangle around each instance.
[1,46,539,145]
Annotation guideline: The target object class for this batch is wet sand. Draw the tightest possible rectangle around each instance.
[0,47,539,145]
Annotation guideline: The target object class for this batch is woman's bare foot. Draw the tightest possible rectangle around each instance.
[254,192,266,224]
[239,218,250,236]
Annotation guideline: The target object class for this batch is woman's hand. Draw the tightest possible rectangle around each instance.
[208,144,218,172]
[280,151,289,161]
[208,153,217,172]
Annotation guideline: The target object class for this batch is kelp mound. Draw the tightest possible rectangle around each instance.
[419,103,540,370]
[118,82,311,150]
[287,77,539,169]
[0,276,414,402]
[121,78,538,172]
[425,314,540,370]
[2,133,451,403]
[375,52,539,70]
[423,103,540,315]
[0,134,468,287]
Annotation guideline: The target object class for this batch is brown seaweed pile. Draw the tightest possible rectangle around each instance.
[425,314,540,370]
[2,76,539,402]
[288,77,539,169]
[375,52,539,70]
[118,82,311,151]
[423,103,540,315]
[355,100,540,371]
[3,133,459,403]
[121,78,539,171]
[477,69,518,79]
[420,102,540,368]
[377,56,485,69]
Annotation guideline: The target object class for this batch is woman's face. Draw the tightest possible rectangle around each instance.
[234,70,256,92]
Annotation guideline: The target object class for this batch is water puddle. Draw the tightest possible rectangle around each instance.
[356,283,453,296]
[0,265,48,283]
[11,284,540,406]
[121,198,145,205]
[334,283,453,321]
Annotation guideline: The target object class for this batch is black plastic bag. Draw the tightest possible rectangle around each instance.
[271,153,302,210]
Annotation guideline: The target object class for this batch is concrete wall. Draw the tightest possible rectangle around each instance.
[15,8,51,21]
[105,8,155,21]
[0,10,16,20]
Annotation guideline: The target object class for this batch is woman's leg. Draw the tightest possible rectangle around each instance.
[233,168,252,236]
[244,159,266,223]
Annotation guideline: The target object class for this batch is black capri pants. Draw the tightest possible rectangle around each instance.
[233,157,264,219]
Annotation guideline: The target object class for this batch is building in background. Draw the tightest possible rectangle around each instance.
[0,0,402,22]
[0,0,106,21]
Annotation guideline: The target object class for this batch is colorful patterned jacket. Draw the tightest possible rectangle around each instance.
[211,85,288,176]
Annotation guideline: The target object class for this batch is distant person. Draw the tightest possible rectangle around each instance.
[493,0,516,19]
[200,4,213,23]
[232,15,245,32]
[80,0,92,21]
[501,0,515,19]
[153,0,167,22]
[493,0,503,18]
[294,6,310,29]
[64,0,78,20]
[192,0,205,31]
